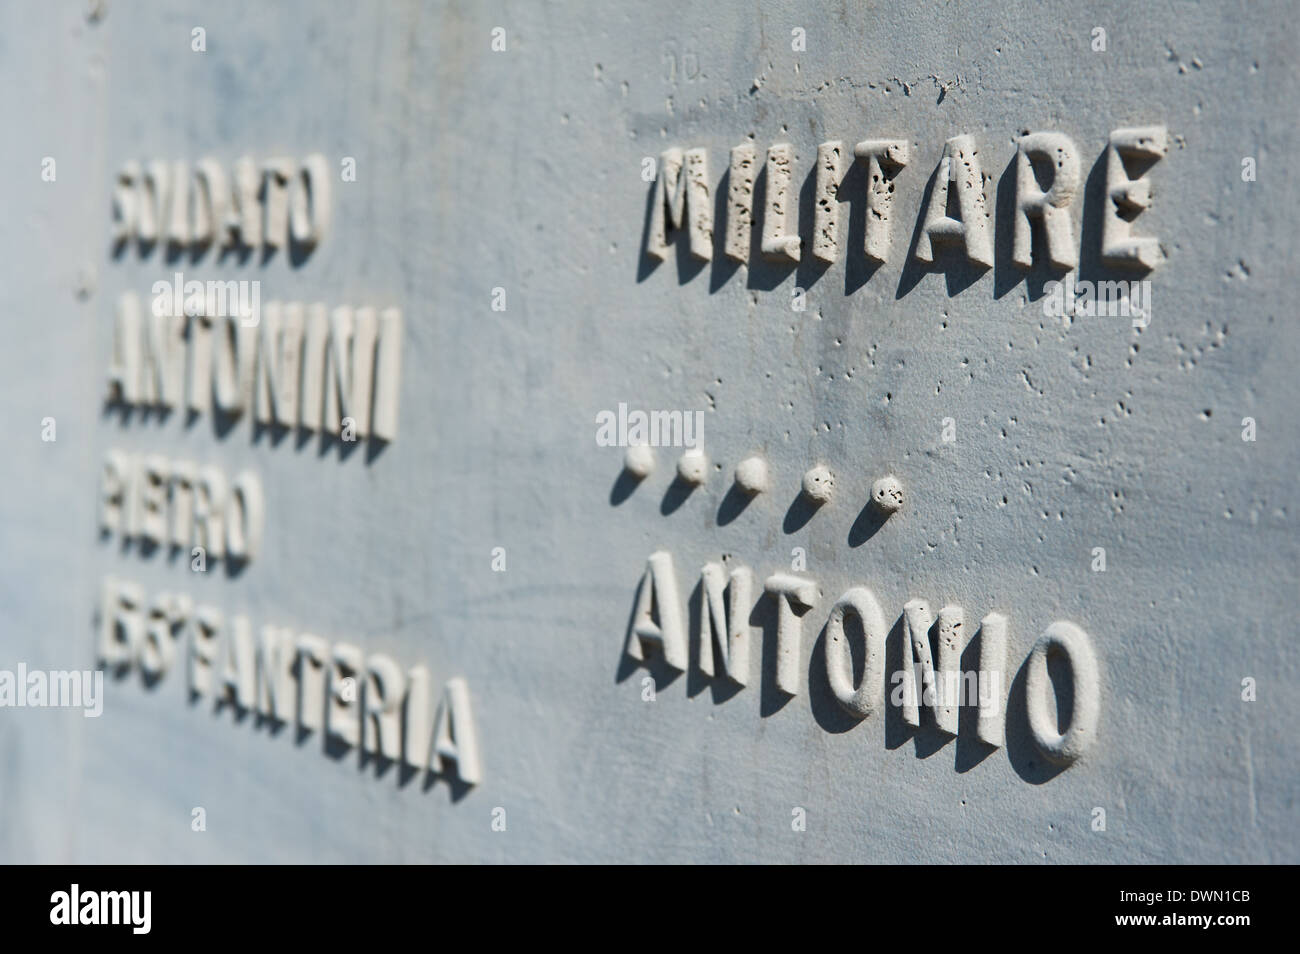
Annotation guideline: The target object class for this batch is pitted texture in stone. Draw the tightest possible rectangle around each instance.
[802,465,835,504]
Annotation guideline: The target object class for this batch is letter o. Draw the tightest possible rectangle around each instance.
[824,587,887,717]
[1025,621,1100,764]
[226,471,265,561]
[290,154,332,247]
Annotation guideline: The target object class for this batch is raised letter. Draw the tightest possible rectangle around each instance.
[976,612,1007,747]
[255,301,304,427]
[1014,132,1080,270]
[296,634,329,731]
[188,605,223,697]
[915,135,993,267]
[1102,126,1167,270]
[647,147,712,262]
[363,654,405,760]
[107,293,143,404]
[328,643,363,747]
[724,143,756,262]
[225,470,264,562]
[255,625,297,723]
[371,308,403,441]
[430,677,482,785]
[698,562,753,686]
[219,615,256,710]
[98,577,142,668]
[812,141,844,264]
[627,550,687,670]
[853,140,909,262]
[824,587,887,717]
[762,144,800,262]
[1026,621,1100,764]
[764,573,817,695]
[289,154,332,248]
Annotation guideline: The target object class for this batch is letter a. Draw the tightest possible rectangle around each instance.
[626,551,687,670]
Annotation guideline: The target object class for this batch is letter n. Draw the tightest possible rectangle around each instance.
[698,562,753,686]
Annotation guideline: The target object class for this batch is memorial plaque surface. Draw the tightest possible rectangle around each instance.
[0,0,1296,864]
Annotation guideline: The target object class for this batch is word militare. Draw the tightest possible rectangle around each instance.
[646,127,1168,274]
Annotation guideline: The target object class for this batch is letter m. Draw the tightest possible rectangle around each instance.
[647,147,713,262]
[52,671,81,707]
[100,891,128,924]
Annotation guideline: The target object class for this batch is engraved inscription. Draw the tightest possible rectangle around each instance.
[621,550,1095,771]
[643,127,1168,279]
[100,451,263,562]
[111,154,331,255]
[106,294,403,443]
[99,577,482,785]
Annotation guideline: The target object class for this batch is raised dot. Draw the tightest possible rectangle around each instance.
[624,444,655,478]
[872,475,904,512]
[677,447,708,485]
[734,455,769,494]
[801,465,834,504]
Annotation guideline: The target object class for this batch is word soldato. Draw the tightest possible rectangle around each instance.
[626,551,1100,767]
[647,126,1167,275]
[112,154,331,254]
[98,577,482,785]
[106,293,403,441]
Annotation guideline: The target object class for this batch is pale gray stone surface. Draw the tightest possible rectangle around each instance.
[0,0,1296,863]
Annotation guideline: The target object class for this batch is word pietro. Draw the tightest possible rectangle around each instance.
[100,451,263,563]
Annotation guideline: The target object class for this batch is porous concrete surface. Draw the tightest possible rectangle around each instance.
[0,0,1295,862]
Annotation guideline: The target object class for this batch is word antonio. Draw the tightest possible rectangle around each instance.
[98,577,482,785]
[647,126,1167,274]
[626,551,1100,767]
[106,292,402,442]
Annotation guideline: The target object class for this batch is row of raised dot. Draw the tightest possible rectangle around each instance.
[623,446,903,513]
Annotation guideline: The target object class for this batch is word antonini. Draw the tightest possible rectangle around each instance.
[107,293,403,441]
